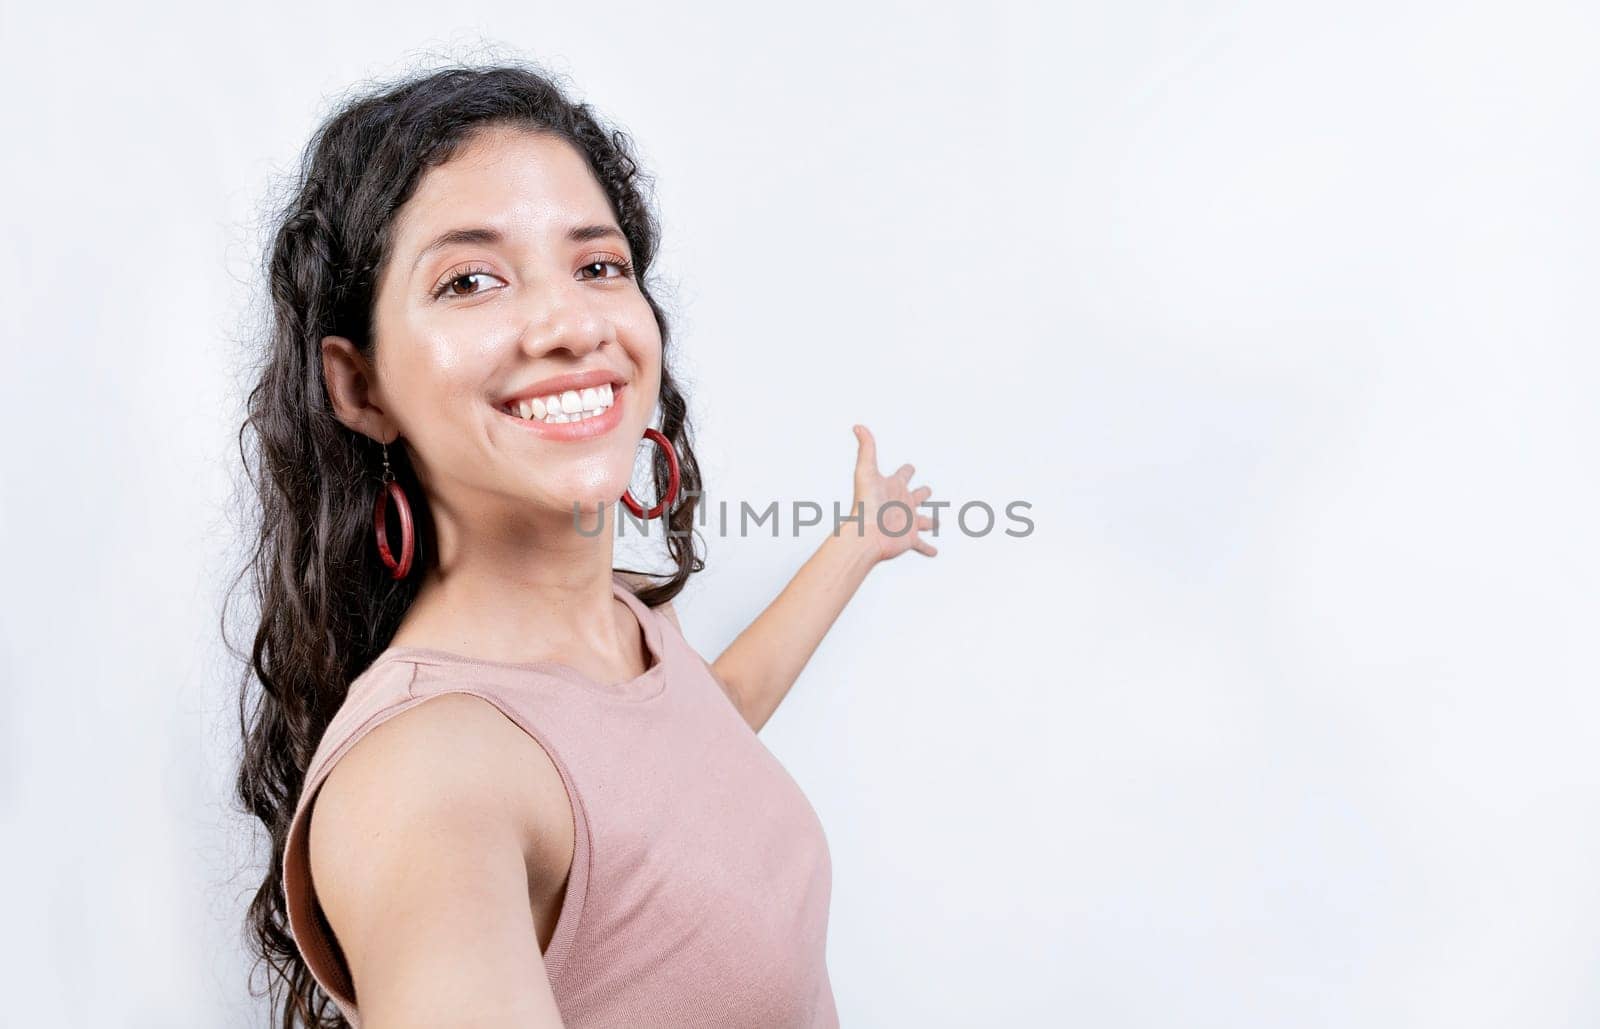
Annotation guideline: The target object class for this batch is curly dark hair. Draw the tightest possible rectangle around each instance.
[223,60,704,1027]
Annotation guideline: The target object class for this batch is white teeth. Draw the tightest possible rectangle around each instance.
[548,408,601,424]
[503,382,619,424]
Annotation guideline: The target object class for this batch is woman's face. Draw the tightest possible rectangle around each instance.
[361,124,662,520]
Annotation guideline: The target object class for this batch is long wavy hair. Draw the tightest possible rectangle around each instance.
[224,61,704,1027]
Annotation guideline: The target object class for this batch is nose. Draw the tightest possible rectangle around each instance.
[516,282,612,361]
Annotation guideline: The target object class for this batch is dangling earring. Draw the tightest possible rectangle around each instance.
[372,438,414,579]
[621,428,681,520]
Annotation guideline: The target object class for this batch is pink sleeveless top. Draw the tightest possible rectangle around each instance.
[281,572,838,1027]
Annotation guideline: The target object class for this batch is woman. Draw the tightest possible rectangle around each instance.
[232,62,937,1027]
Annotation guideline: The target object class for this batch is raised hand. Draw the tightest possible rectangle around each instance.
[847,424,939,563]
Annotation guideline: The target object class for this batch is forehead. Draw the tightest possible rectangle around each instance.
[393,125,613,249]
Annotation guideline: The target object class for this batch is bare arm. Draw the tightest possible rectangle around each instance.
[711,424,939,733]
[309,693,567,1028]
[711,533,878,732]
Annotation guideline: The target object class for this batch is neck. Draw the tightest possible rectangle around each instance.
[388,493,635,667]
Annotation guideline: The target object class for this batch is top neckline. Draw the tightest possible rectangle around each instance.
[376,571,667,701]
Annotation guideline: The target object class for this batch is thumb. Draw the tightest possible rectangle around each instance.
[852,424,879,477]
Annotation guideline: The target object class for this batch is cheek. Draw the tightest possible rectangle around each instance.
[380,293,512,387]
[427,308,523,369]
[385,334,504,445]
[619,306,664,387]
[405,342,484,411]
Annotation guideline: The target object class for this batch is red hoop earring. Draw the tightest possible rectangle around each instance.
[372,439,414,579]
[621,428,681,520]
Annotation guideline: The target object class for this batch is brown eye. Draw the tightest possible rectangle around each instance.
[431,265,506,300]
[578,257,635,280]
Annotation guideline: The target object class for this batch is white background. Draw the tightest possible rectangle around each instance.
[2,2,1597,1025]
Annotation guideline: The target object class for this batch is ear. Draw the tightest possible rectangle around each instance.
[321,335,398,442]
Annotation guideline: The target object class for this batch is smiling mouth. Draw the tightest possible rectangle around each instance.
[500,381,618,425]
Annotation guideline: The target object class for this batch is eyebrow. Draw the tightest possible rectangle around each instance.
[410,223,629,272]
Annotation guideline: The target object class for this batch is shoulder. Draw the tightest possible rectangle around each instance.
[310,690,568,877]
[306,692,570,1019]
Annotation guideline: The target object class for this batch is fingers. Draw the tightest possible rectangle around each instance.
[893,463,914,482]
[916,515,935,532]
[913,484,932,504]
[912,537,938,557]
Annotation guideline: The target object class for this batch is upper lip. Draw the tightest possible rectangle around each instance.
[497,369,626,408]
